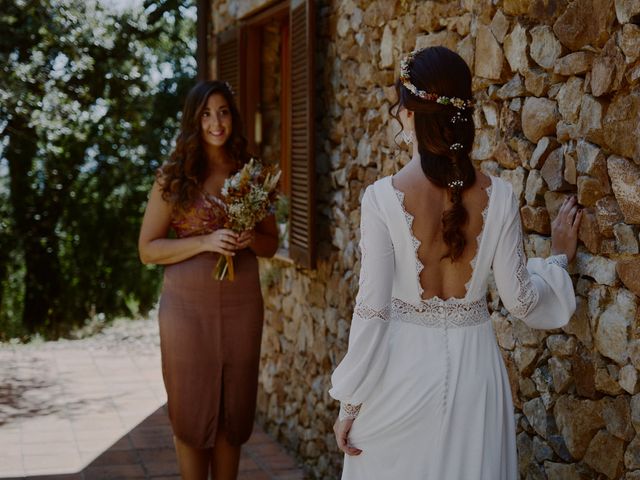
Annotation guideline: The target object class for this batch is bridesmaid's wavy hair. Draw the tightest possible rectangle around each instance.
[158,80,250,211]
[391,46,476,262]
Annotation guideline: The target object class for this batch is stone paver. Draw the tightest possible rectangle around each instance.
[0,318,305,479]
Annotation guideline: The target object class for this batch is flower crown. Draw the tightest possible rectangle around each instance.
[399,50,474,110]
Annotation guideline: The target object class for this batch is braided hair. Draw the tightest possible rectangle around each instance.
[391,46,476,262]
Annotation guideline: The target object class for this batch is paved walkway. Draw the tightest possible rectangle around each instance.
[0,317,305,479]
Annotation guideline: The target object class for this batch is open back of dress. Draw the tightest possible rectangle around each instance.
[391,176,492,302]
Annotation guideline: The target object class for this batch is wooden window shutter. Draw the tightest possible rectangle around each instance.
[196,0,210,80]
[216,27,243,112]
[289,0,316,269]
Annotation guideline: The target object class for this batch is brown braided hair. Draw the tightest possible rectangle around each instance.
[158,80,250,211]
[391,46,476,262]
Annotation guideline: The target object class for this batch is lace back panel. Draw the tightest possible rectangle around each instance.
[391,297,489,328]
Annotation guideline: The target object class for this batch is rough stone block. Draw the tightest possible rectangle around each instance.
[504,23,529,74]
[608,155,640,224]
[596,196,625,237]
[554,396,605,459]
[521,205,551,234]
[522,97,559,143]
[583,430,625,479]
[603,92,640,160]
[553,0,615,50]
[541,147,570,191]
[579,209,603,254]
[554,52,594,76]
[617,259,640,297]
[530,25,563,69]
[475,25,503,80]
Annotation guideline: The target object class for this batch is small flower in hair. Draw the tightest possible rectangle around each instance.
[399,49,474,110]
[224,81,235,96]
[450,142,464,151]
[448,179,464,189]
[451,111,467,124]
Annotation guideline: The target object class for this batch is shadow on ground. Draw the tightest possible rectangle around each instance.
[0,365,97,427]
[2,405,305,480]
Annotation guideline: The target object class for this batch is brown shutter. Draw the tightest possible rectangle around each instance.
[217,27,243,111]
[196,0,210,80]
[289,0,316,269]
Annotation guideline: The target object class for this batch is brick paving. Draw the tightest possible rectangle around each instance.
[0,318,305,479]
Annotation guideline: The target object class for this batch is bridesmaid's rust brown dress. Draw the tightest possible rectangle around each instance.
[159,190,264,448]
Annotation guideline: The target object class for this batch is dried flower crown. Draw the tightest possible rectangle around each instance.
[400,50,474,110]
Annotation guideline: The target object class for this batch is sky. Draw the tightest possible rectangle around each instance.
[98,0,144,13]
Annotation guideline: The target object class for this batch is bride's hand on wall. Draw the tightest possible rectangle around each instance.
[333,418,362,456]
[551,195,582,263]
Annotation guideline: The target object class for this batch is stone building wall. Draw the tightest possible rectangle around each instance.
[209,1,640,478]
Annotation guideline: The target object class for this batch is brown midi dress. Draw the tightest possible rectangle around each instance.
[158,191,264,448]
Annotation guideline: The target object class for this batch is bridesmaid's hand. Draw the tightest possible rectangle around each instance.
[333,417,362,456]
[204,229,238,256]
[551,195,582,263]
[235,230,256,250]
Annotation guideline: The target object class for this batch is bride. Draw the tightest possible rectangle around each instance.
[329,46,581,479]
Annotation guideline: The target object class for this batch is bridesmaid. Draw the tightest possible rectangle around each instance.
[138,80,278,480]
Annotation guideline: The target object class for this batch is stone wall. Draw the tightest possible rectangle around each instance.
[209,1,640,478]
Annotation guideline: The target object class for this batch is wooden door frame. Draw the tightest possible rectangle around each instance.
[242,2,291,195]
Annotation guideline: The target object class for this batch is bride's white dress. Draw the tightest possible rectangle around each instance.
[329,175,576,480]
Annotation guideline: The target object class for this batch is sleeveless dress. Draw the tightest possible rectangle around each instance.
[329,175,576,480]
[158,190,264,448]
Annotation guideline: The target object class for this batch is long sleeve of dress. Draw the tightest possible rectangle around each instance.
[329,185,394,411]
[493,189,576,329]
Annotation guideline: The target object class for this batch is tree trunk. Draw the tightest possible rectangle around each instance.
[6,116,63,333]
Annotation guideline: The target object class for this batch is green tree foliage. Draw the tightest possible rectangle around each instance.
[0,0,196,338]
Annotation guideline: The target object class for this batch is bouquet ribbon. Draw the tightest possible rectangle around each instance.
[214,254,235,281]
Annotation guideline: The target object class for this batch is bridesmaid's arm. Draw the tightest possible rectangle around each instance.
[138,180,237,265]
[248,214,279,258]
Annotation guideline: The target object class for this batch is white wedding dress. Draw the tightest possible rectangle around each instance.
[329,175,576,480]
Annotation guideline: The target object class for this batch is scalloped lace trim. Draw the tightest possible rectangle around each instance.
[393,183,492,300]
[510,218,540,318]
[393,189,425,297]
[466,184,492,292]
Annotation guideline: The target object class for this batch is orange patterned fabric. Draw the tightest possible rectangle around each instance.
[170,191,227,238]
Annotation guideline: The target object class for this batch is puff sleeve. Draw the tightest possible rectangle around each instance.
[493,189,576,329]
[329,185,394,418]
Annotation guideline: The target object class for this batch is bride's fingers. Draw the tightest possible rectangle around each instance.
[563,195,577,214]
[341,435,362,456]
[344,444,362,455]
[558,197,578,227]
[571,209,583,233]
[334,426,360,455]
[554,201,569,227]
